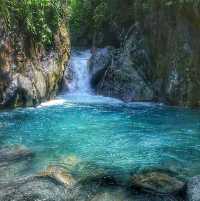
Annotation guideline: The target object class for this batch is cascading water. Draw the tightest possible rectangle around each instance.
[68,50,92,94]
[40,49,122,107]
[58,49,123,104]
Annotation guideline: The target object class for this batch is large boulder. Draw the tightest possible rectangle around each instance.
[40,165,76,187]
[0,176,72,201]
[187,175,200,201]
[0,19,70,108]
[132,170,185,194]
[89,26,155,102]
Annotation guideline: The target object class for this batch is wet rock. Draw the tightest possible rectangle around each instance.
[89,26,154,102]
[40,165,76,187]
[89,9,200,108]
[90,186,181,201]
[60,156,111,183]
[187,175,200,201]
[132,170,185,194]
[89,47,112,79]
[0,176,72,201]
[62,62,74,91]
[91,188,131,201]
[0,160,32,180]
[0,145,34,163]
[131,192,182,201]
[71,161,111,183]
[60,154,81,171]
[0,145,35,180]
[0,20,70,108]
[91,192,125,201]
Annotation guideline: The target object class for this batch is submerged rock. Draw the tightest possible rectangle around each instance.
[90,188,132,201]
[89,185,182,201]
[0,145,35,180]
[132,170,185,194]
[71,161,113,183]
[60,154,81,171]
[40,165,76,187]
[0,159,33,180]
[0,176,72,201]
[60,156,111,183]
[187,175,200,201]
[0,145,34,163]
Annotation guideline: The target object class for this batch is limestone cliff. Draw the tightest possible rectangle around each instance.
[0,20,70,108]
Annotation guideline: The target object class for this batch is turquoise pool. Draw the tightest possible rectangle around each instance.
[0,94,200,181]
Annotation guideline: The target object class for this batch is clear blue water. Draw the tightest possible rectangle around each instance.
[0,97,200,181]
[0,49,200,183]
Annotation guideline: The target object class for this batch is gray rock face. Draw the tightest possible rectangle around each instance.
[90,9,200,107]
[89,26,154,102]
[157,18,200,107]
[89,48,112,77]
[187,175,200,201]
[0,20,70,108]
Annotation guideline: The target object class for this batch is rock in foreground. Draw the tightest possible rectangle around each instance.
[0,176,71,201]
[132,170,185,194]
[40,165,76,187]
[187,175,200,201]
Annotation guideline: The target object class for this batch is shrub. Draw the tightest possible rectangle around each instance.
[0,0,68,45]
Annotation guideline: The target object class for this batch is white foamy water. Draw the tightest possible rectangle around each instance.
[68,50,92,94]
[61,49,125,105]
[38,49,121,107]
[39,49,159,107]
[38,99,67,107]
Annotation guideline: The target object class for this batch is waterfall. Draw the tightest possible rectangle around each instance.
[68,50,92,94]
[50,49,123,105]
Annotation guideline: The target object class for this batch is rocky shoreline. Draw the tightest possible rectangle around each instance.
[0,145,199,201]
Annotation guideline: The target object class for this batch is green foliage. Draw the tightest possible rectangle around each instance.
[0,0,68,45]
[68,0,98,44]
[68,0,200,46]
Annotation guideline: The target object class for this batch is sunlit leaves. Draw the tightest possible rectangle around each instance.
[0,0,67,45]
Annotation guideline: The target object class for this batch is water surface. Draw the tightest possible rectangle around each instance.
[0,50,200,182]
